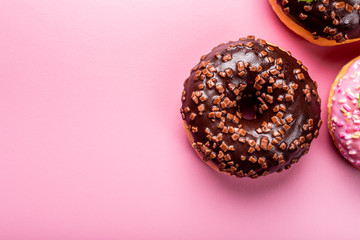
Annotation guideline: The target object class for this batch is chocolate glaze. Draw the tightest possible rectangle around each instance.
[181,37,322,178]
[276,0,360,43]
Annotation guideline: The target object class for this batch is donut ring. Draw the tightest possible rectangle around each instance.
[269,0,360,46]
[180,36,322,178]
[328,56,360,169]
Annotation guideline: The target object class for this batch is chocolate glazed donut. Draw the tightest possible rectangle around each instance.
[180,36,322,178]
[270,0,360,46]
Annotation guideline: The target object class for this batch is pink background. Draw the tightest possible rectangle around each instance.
[1,0,360,239]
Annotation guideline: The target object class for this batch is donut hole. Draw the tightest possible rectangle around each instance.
[239,96,257,120]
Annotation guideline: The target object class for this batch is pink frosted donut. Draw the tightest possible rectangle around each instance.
[328,56,360,170]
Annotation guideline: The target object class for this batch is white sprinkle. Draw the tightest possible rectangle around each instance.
[339,98,347,103]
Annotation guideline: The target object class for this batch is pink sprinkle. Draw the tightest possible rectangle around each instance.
[347,93,355,100]
[340,132,346,138]
[343,104,351,112]
[337,122,344,127]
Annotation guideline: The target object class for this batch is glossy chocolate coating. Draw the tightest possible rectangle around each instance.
[180,37,322,178]
[276,0,360,42]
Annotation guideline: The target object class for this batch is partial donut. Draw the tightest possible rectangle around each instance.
[269,0,360,46]
[180,36,322,179]
[328,56,360,169]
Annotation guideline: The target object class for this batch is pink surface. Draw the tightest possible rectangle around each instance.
[1,0,360,239]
